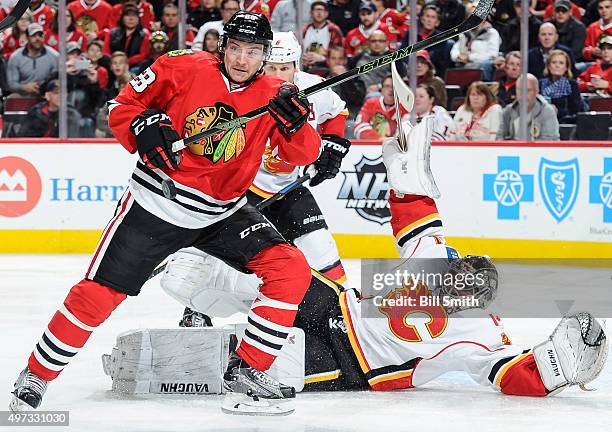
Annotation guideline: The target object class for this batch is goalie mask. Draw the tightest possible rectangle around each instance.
[440,255,498,313]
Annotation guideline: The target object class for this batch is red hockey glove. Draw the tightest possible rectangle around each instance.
[130,109,181,170]
[309,134,351,187]
[268,83,310,134]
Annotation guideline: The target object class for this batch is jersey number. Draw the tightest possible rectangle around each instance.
[130,67,157,93]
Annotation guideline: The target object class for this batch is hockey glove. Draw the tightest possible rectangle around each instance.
[309,134,351,187]
[268,83,310,134]
[130,109,181,170]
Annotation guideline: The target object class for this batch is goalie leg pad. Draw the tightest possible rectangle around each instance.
[533,312,608,395]
[160,248,260,317]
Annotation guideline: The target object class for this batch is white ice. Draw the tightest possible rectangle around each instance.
[1,255,611,432]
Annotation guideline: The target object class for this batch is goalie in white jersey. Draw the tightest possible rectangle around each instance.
[159,68,608,400]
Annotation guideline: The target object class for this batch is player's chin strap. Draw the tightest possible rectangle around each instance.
[0,0,32,32]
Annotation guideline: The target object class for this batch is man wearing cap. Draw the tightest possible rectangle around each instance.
[578,34,612,96]
[16,79,82,137]
[135,31,170,75]
[548,0,586,61]
[6,23,58,96]
[344,1,399,57]
[583,0,612,61]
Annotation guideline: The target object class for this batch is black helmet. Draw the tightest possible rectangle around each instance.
[220,11,273,58]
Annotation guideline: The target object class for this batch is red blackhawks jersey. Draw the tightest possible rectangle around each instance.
[339,193,546,396]
[344,22,400,57]
[68,0,115,34]
[29,3,55,31]
[108,50,321,229]
[379,8,409,38]
[250,71,348,197]
[354,97,407,139]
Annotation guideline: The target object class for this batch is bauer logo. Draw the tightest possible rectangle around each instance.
[337,156,390,225]
[539,158,579,223]
[483,156,534,220]
[0,156,42,217]
[589,157,612,223]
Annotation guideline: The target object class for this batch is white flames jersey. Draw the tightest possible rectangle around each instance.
[250,71,348,196]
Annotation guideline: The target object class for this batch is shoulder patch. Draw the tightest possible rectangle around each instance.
[167,49,195,57]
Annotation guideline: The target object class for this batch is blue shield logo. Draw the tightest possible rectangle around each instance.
[539,158,579,222]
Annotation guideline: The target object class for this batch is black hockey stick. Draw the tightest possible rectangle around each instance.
[0,0,31,32]
[170,0,494,152]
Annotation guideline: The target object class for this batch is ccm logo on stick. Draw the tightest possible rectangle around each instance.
[240,222,271,239]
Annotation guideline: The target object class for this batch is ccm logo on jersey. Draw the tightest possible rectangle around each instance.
[239,222,272,239]
[131,113,171,135]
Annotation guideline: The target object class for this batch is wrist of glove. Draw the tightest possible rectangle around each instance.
[268,83,310,134]
[130,109,181,170]
[309,134,351,187]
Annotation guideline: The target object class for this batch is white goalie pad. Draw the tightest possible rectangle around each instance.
[160,248,261,317]
[102,326,306,394]
[382,116,441,199]
[533,313,608,395]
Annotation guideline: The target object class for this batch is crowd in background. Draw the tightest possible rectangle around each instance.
[0,0,611,140]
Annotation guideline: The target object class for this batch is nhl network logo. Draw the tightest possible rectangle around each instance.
[0,156,42,218]
[337,156,390,225]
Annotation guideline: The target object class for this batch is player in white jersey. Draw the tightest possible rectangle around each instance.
[161,31,352,326]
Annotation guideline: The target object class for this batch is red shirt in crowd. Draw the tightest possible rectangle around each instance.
[354,96,407,139]
[111,1,156,31]
[45,28,88,53]
[379,8,409,38]
[102,27,150,66]
[584,20,612,60]
[345,22,400,57]
[1,31,27,59]
[68,0,115,35]
[577,61,612,95]
[30,2,56,31]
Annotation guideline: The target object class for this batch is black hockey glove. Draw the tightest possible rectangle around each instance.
[309,134,351,187]
[268,83,310,134]
[130,109,181,171]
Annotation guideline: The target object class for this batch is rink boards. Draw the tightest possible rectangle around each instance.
[0,139,610,258]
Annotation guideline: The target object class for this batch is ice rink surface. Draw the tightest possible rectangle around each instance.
[1,255,611,432]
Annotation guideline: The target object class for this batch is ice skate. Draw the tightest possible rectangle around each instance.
[222,353,295,416]
[178,307,213,327]
[9,367,48,412]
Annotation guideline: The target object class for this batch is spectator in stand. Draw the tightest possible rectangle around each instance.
[271,0,313,32]
[324,45,365,119]
[135,31,169,75]
[500,0,542,53]
[16,79,82,137]
[328,0,361,35]
[1,11,33,59]
[542,0,583,20]
[152,3,196,51]
[496,51,521,106]
[112,0,156,31]
[103,3,149,68]
[354,74,407,139]
[27,0,55,31]
[408,50,448,109]
[539,49,584,122]
[242,0,272,19]
[85,40,110,88]
[583,0,602,27]
[351,30,391,94]
[203,29,221,57]
[578,33,612,95]
[193,0,240,50]
[451,81,502,141]
[371,0,409,38]
[344,1,399,57]
[404,83,455,140]
[490,0,516,34]
[398,5,453,79]
[528,22,576,78]
[46,8,87,54]
[6,23,58,96]
[429,0,466,32]
[450,20,501,81]
[189,0,222,31]
[548,0,586,61]
[96,72,132,138]
[301,1,344,71]
[68,0,115,43]
[497,73,560,140]
[584,0,612,61]
[105,51,132,100]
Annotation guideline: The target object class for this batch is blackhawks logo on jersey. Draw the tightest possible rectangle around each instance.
[183,102,246,163]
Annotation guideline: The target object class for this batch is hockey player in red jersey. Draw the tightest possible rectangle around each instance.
[10,11,320,416]
[28,0,55,31]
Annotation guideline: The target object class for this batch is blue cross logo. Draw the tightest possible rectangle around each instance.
[589,158,612,223]
[483,156,534,220]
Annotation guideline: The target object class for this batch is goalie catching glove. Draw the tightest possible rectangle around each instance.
[268,83,310,134]
[130,109,182,170]
[309,134,351,187]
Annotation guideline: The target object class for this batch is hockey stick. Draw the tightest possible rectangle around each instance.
[0,0,31,32]
[170,0,494,152]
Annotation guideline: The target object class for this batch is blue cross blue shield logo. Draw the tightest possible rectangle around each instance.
[538,158,579,223]
[589,158,612,223]
[483,156,534,220]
